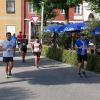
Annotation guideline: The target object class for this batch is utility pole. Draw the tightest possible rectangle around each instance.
[40,2,44,44]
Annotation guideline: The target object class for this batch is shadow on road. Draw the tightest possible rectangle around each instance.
[0,51,100,85]
[0,66,100,85]
[0,87,37,100]
[14,67,100,85]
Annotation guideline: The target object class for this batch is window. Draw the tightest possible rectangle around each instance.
[28,2,34,13]
[88,13,95,21]
[6,25,16,35]
[6,0,15,13]
[74,5,82,15]
[61,9,65,14]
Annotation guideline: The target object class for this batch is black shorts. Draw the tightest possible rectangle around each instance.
[3,57,13,62]
[17,41,21,46]
[77,54,87,63]
[21,48,27,53]
[33,52,41,57]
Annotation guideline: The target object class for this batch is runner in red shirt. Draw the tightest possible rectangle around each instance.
[17,31,23,53]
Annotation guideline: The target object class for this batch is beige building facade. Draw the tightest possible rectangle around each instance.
[0,0,22,40]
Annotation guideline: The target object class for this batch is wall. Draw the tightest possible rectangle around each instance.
[0,0,21,40]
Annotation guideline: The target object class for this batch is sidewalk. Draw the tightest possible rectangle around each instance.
[0,51,100,100]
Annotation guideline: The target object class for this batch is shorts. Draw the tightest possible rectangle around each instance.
[17,41,21,46]
[21,48,27,53]
[33,52,41,57]
[77,54,87,63]
[3,57,13,62]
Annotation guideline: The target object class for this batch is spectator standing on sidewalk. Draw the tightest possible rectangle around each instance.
[31,37,42,68]
[89,40,95,54]
[21,35,28,62]
[17,31,23,53]
[75,34,89,78]
[0,32,14,78]
[11,33,17,55]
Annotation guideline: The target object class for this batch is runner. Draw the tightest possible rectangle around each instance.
[31,37,42,68]
[21,35,28,62]
[17,31,23,53]
[0,32,14,78]
[75,34,89,78]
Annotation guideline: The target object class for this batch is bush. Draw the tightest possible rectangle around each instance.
[42,45,77,65]
[42,45,100,73]
[87,54,100,73]
[87,54,96,71]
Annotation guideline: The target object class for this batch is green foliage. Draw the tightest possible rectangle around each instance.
[31,0,79,23]
[62,49,77,65]
[46,45,63,61]
[42,45,100,73]
[51,0,78,7]
[87,54,96,71]
[51,0,79,21]
[42,32,73,49]
[85,0,100,13]
[87,54,100,73]
[94,56,100,73]
[42,32,52,45]
[60,33,72,49]
[86,20,100,37]
[31,0,57,25]
[42,45,77,65]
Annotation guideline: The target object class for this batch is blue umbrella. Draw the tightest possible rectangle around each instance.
[64,23,81,32]
[58,22,87,32]
[73,22,87,30]
[44,22,87,33]
[44,24,62,33]
[91,26,100,35]
[58,23,81,32]
[57,24,69,32]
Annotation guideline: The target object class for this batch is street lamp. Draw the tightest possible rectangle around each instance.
[40,2,44,44]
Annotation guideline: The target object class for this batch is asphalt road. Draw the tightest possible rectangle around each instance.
[0,51,100,100]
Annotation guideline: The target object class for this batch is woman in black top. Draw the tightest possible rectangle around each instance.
[21,35,28,62]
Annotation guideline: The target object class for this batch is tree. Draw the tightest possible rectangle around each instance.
[51,0,80,21]
[86,20,100,37]
[31,0,81,24]
[85,0,100,13]
[31,0,57,25]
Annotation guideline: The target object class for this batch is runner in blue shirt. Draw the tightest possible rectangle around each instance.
[75,34,89,78]
[11,33,17,55]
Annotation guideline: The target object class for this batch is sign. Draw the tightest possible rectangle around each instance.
[31,16,39,24]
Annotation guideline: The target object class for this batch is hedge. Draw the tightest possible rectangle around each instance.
[42,45,77,66]
[42,45,100,73]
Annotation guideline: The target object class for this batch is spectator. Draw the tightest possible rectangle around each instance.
[11,33,17,55]
[89,40,95,54]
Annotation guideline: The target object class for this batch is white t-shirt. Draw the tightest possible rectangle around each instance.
[32,42,41,52]
[1,40,14,57]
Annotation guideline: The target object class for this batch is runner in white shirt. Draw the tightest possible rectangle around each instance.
[31,37,42,68]
[0,32,14,78]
